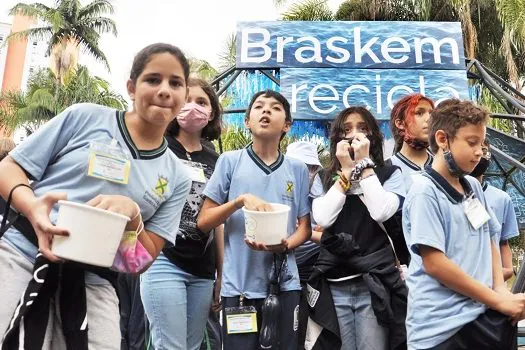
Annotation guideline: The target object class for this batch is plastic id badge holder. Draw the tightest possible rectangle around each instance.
[87,139,132,184]
[225,296,258,334]
[180,160,206,183]
[463,194,490,230]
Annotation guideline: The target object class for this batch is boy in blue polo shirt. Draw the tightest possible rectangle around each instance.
[198,90,312,350]
[403,99,525,350]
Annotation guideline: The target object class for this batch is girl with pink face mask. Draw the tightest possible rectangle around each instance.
[140,77,224,350]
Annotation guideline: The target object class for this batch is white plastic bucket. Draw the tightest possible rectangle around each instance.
[242,203,290,245]
[51,200,129,267]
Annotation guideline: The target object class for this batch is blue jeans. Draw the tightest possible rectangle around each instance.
[329,278,389,350]
[140,253,214,350]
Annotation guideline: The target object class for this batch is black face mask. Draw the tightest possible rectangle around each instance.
[470,157,491,178]
[444,149,470,178]
[344,137,355,160]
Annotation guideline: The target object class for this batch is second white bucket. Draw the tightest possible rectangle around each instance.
[242,203,290,245]
[51,200,130,267]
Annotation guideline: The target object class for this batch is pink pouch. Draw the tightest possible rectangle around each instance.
[111,231,153,273]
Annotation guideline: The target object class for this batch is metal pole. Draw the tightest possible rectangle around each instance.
[211,66,236,86]
[258,70,280,85]
[489,145,525,173]
[224,108,247,114]
[216,70,242,97]
[491,113,525,121]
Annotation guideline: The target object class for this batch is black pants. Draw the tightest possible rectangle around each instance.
[222,291,300,350]
[116,274,147,350]
[297,282,310,349]
[430,309,517,350]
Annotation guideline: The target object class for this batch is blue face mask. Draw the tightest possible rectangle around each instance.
[443,145,470,178]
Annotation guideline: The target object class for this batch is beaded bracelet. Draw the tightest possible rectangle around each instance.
[333,171,351,192]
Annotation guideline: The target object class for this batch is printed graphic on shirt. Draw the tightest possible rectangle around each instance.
[143,174,168,210]
[179,163,214,241]
[282,180,295,202]
[153,175,168,198]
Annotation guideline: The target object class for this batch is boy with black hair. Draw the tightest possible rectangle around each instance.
[403,99,525,350]
[197,90,312,349]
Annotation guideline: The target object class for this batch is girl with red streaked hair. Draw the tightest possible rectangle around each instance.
[389,94,435,188]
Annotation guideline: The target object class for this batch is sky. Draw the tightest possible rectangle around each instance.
[0,0,345,99]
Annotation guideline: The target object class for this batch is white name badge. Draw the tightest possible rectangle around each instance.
[464,196,490,230]
[181,160,206,183]
[87,140,131,185]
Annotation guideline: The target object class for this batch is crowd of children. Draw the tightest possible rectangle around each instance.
[0,42,522,350]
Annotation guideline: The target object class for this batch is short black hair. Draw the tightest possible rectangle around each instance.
[245,90,292,123]
[129,43,190,84]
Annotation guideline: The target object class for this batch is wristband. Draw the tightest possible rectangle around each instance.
[351,158,375,180]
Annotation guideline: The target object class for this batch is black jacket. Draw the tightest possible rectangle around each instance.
[307,244,408,350]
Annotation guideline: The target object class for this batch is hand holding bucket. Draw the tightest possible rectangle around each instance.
[242,200,291,252]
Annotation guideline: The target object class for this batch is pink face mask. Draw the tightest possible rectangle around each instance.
[176,102,211,133]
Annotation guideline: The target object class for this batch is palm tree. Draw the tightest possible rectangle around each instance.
[6,0,117,82]
[281,0,334,21]
[218,33,237,71]
[0,65,127,134]
[189,58,219,82]
[281,0,525,90]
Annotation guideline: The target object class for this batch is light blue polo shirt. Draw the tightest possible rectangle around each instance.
[2,103,191,277]
[403,169,497,349]
[483,182,519,243]
[389,151,433,189]
[202,145,311,299]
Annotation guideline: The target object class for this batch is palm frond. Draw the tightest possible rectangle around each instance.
[5,27,53,46]
[78,17,117,36]
[495,0,525,43]
[218,33,237,71]
[79,0,115,18]
[281,0,334,21]
[8,3,48,18]
[75,34,110,71]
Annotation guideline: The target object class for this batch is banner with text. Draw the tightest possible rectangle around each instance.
[236,21,468,120]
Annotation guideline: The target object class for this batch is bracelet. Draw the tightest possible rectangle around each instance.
[338,178,351,192]
[336,171,351,191]
[351,158,375,180]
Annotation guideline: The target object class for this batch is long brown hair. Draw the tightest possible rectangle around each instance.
[322,107,384,192]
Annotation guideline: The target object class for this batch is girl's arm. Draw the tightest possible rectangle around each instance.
[0,157,69,262]
[311,187,346,228]
[359,168,401,222]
